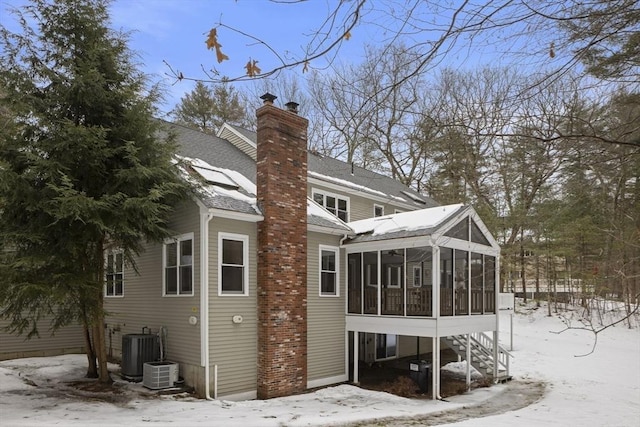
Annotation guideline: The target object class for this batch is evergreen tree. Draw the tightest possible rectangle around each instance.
[171,80,248,134]
[0,0,189,382]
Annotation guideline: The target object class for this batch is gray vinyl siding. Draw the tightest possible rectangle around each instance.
[208,217,258,397]
[308,183,413,222]
[307,231,346,383]
[104,200,201,369]
[0,318,84,361]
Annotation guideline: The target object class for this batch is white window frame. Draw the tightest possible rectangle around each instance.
[104,249,124,298]
[375,334,398,361]
[366,263,378,287]
[218,232,249,296]
[312,188,350,222]
[412,265,422,287]
[373,204,384,217]
[387,265,402,288]
[163,232,194,297]
[319,245,340,297]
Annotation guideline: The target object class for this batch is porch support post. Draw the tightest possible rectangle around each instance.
[377,251,381,316]
[432,246,440,318]
[433,335,440,400]
[466,333,471,391]
[493,329,499,381]
[353,331,359,384]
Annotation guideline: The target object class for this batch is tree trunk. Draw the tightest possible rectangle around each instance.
[83,320,98,378]
[520,239,527,303]
[535,253,540,307]
[94,238,112,384]
[93,306,112,384]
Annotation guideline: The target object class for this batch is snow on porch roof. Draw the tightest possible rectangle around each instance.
[346,204,466,244]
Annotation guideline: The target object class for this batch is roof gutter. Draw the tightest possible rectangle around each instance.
[307,224,354,236]
[208,208,263,223]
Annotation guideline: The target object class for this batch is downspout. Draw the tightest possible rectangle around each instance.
[200,209,215,400]
[339,233,351,383]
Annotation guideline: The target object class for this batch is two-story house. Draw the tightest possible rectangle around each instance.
[101,95,508,401]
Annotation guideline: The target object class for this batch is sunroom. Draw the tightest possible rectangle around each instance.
[343,204,504,396]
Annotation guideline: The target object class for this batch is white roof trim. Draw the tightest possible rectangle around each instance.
[217,123,256,148]
[210,208,263,222]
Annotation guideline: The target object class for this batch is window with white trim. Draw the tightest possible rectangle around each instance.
[319,245,339,296]
[105,250,124,297]
[219,233,249,296]
[164,234,194,296]
[312,190,349,222]
[412,266,422,287]
[387,265,402,288]
[374,204,384,217]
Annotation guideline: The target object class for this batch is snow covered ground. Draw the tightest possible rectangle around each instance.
[0,302,638,426]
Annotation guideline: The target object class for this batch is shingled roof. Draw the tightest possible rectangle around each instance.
[222,124,438,210]
[161,120,437,232]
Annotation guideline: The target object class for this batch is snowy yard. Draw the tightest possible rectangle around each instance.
[0,302,638,426]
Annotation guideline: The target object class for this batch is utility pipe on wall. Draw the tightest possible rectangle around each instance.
[200,209,214,400]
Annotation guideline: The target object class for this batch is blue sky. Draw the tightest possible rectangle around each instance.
[1,0,371,114]
[0,0,551,115]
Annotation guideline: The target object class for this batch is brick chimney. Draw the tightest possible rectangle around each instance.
[256,93,308,399]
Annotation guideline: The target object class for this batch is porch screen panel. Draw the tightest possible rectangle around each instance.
[363,251,378,314]
[406,247,433,316]
[348,253,362,314]
[440,247,453,316]
[381,249,404,315]
[471,252,483,313]
[455,250,469,315]
[470,219,491,246]
[485,255,496,313]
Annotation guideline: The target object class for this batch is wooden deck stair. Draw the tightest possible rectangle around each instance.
[442,333,512,383]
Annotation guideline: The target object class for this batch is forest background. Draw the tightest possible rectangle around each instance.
[1,0,638,318]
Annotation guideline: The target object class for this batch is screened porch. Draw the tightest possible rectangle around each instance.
[344,204,499,319]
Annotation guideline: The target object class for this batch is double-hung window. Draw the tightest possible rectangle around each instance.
[219,233,249,296]
[164,233,194,296]
[374,204,384,217]
[312,190,349,222]
[105,250,124,297]
[320,245,339,296]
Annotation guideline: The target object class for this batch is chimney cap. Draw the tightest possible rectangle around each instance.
[260,93,277,104]
[284,101,299,114]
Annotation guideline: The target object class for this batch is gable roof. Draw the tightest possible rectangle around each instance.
[213,124,437,210]
[161,121,257,183]
[346,204,467,243]
[161,120,437,227]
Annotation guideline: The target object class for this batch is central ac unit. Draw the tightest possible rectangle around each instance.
[121,333,159,381]
[143,361,178,389]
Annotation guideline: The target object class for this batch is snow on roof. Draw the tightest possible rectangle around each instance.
[401,190,426,204]
[349,204,465,236]
[177,156,260,214]
[309,170,406,202]
[308,198,353,231]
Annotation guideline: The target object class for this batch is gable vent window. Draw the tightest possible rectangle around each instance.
[313,190,349,222]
